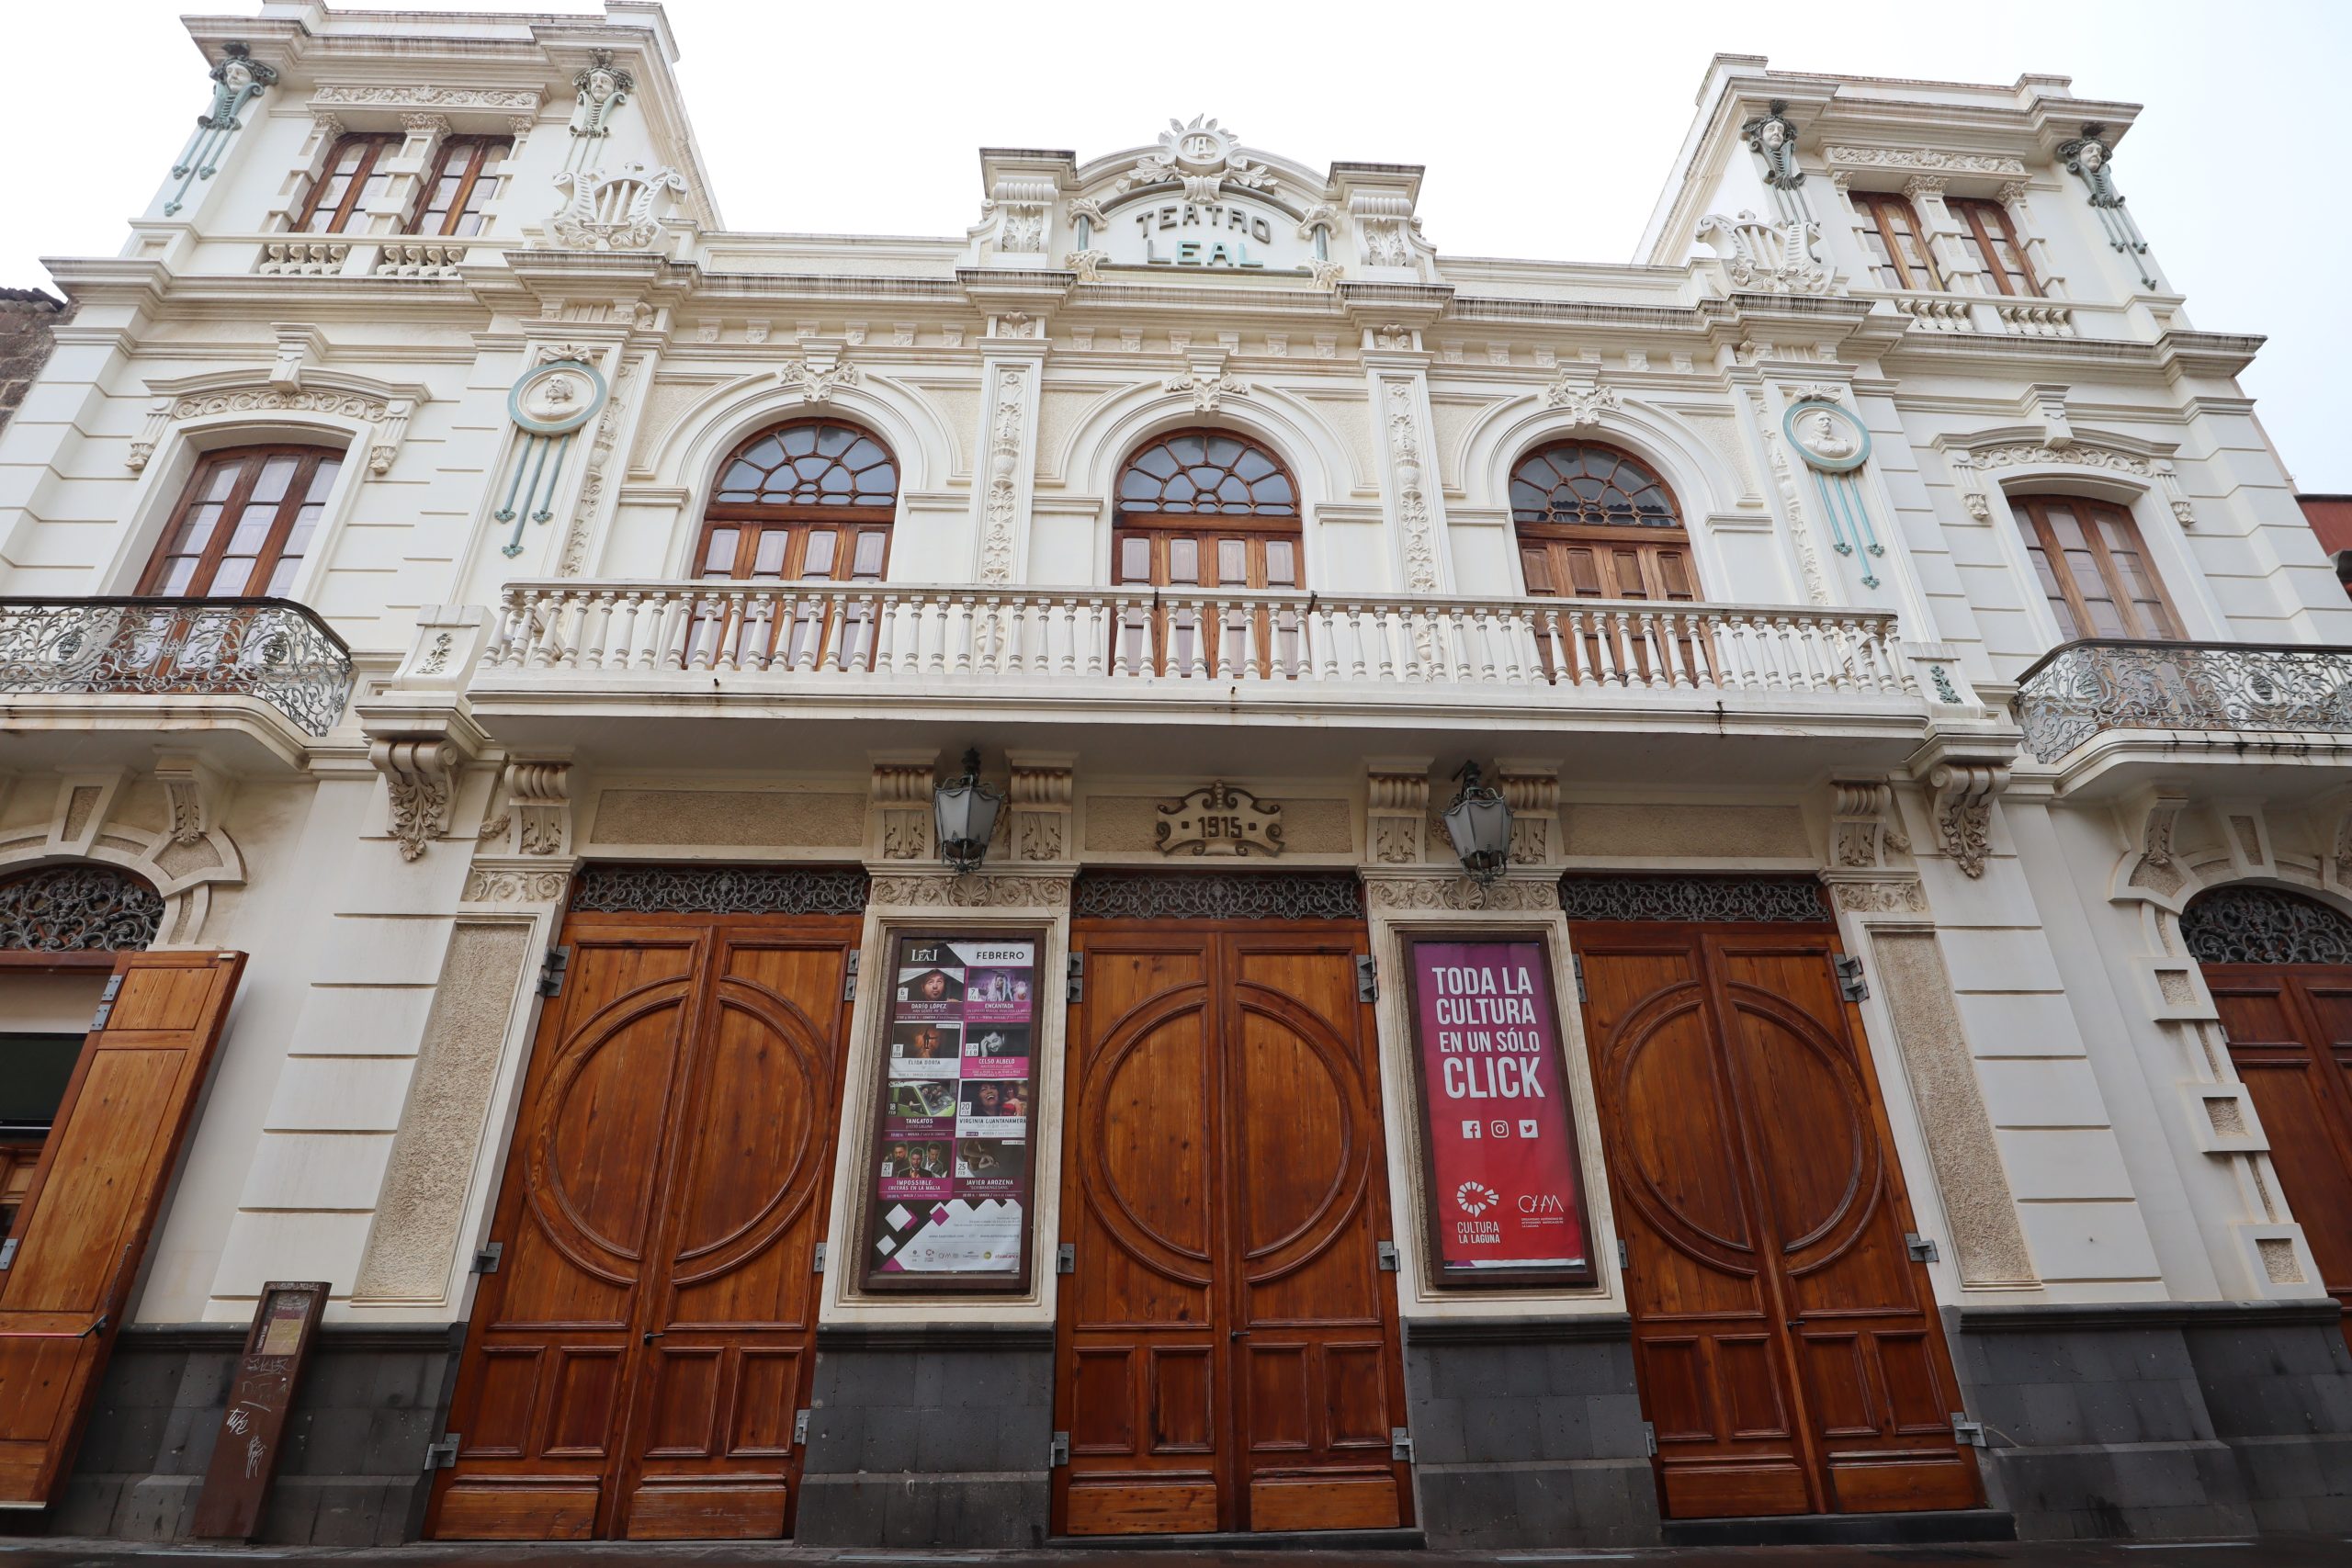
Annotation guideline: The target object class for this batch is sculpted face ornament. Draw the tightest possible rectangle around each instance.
[1797,409,1857,463]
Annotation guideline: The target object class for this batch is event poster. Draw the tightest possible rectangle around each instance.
[1407,938,1593,1282]
[865,932,1038,1288]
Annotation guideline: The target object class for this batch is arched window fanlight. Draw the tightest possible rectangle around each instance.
[712,421,898,511]
[0,864,164,953]
[2181,885,2352,966]
[1118,430,1297,519]
[1510,444,1679,530]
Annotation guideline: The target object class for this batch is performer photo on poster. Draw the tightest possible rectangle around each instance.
[865,931,1044,1289]
[956,1076,1028,1138]
[1405,934,1595,1283]
[888,1021,962,1077]
[959,1024,1029,1077]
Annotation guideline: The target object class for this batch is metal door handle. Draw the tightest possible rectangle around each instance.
[643,1331,664,1345]
[1230,1329,1248,1340]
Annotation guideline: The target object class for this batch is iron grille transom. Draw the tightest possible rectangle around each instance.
[2180,885,2352,966]
[0,864,164,951]
[568,863,871,916]
[1072,871,1363,921]
[1559,874,1830,924]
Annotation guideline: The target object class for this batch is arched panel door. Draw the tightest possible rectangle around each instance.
[1574,921,1980,1520]
[2187,886,2352,1350]
[431,915,857,1541]
[1056,919,1408,1537]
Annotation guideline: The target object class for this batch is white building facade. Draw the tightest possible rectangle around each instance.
[0,1,2348,1549]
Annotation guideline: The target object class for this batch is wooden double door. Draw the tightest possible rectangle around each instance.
[428,913,856,1540]
[1054,922,1411,1536]
[1573,923,1982,1519]
[2204,964,2352,1347]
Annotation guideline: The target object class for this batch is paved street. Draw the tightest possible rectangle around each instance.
[0,1539,2344,1567]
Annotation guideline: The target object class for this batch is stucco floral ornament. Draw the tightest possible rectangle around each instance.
[1114,115,1279,203]
[549,162,687,251]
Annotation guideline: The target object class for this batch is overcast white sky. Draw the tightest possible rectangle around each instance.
[17,0,2349,489]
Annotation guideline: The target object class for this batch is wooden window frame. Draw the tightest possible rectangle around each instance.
[2010,492,2186,642]
[1508,439,1698,601]
[695,417,900,584]
[138,445,343,600]
[1853,190,1943,292]
[293,132,400,235]
[1949,197,2040,298]
[408,134,512,238]
[1112,429,1306,676]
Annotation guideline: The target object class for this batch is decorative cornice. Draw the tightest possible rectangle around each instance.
[1365,874,1559,912]
[311,84,543,111]
[867,872,1070,908]
[1824,146,2028,177]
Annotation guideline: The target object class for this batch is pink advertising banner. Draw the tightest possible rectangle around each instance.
[1407,937,1593,1282]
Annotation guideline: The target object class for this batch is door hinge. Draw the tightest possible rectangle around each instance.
[89,974,125,1031]
[537,945,571,998]
[1355,953,1377,1003]
[1376,1240,1399,1272]
[1572,954,1588,1006]
[842,951,860,1002]
[812,1241,828,1274]
[1056,1242,1075,1275]
[1389,1426,1413,1461]
[1833,952,1868,1002]
[1641,1420,1657,1457]
[794,1408,810,1448]
[0,1238,17,1270]
[423,1434,461,1471]
[471,1241,503,1275]
[1066,953,1085,1005]
[1615,1237,1629,1271]
[1905,1232,1940,1264]
[1951,1413,1988,1448]
[1049,1430,1070,1467]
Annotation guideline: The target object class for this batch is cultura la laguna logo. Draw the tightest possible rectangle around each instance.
[1454,1180,1499,1217]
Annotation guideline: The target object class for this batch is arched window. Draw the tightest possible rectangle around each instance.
[2182,886,2352,967]
[1115,429,1301,591]
[696,419,899,584]
[141,445,342,599]
[1510,442,1697,603]
[2008,494,2181,640]
[1114,430,1303,675]
[691,419,899,669]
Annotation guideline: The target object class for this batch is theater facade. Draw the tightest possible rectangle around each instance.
[1,0,2349,1549]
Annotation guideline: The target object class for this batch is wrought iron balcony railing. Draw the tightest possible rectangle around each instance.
[0,597,356,739]
[481,580,1919,701]
[2015,637,2352,762]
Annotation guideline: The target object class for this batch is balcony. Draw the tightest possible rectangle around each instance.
[2015,638,2352,796]
[458,581,1977,782]
[0,597,356,770]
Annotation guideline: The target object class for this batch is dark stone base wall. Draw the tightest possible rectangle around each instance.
[795,1322,1054,1549]
[52,1323,464,1546]
[1402,1314,1662,1548]
[1950,1300,2352,1540]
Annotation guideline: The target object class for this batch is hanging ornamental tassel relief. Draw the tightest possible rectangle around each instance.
[497,354,605,558]
[1782,398,1883,590]
[165,44,279,215]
